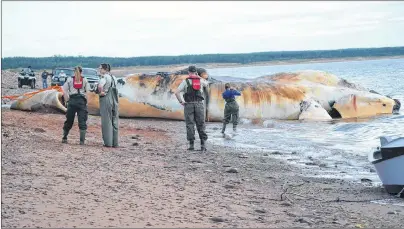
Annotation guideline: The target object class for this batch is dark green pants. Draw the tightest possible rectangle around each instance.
[223,101,239,126]
[184,102,207,141]
[63,95,88,132]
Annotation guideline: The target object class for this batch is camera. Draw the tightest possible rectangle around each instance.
[90,83,100,94]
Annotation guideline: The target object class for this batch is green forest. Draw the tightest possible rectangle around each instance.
[2,46,404,70]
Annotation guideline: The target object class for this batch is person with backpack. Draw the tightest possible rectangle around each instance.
[62,66,90,145]
[174,66,209,151]
[221,83,242,135]
[97,63,119,148]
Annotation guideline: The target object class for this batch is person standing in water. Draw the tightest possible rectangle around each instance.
[62,66,90,145]
[175,66,209,151]
[97,63,119,147]
[221,83,241,135]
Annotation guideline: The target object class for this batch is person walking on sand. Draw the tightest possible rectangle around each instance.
[41,70,49,89]
[174,66,209,151]
[62,66,90,145]
[221,83,241,135]
[96,63,119,148]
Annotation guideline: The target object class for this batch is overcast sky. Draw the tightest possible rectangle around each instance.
[2,1,404,57]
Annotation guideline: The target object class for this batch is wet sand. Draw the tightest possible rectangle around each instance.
[1,109,403,228]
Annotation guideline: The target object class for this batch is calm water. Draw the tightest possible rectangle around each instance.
[205,58,404,182]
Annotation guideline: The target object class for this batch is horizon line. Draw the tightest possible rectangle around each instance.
[2,46,404,59]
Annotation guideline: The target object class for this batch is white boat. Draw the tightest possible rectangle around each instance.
[369,136,404,197]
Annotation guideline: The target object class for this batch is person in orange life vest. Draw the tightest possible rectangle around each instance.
[62,66,90,145]
[175,66,209,151]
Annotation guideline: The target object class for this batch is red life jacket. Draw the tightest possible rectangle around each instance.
[187,75,201,91]
[73,76,83,89]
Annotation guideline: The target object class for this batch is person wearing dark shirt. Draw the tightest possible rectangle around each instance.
[221,83,241,134]
[41,70,49,88]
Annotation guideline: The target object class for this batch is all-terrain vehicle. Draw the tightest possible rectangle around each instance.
[18,68,36,89]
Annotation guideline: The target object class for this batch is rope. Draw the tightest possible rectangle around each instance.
[1,86,64,102]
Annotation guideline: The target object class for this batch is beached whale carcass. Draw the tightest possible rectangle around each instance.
[5,70,401,121]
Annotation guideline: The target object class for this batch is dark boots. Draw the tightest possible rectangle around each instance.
[201,140,207,151]
[187,140,195,150]
[221,123,226,134]
[62,129,68,143]
[62,129,86,145]
[80,130,86,145]
[233,124,237,132]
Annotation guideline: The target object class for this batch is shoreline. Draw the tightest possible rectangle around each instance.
[4,55,402,77]
[109,55,404,76]
[1,109,403,228]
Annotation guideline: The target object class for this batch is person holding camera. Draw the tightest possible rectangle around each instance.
[96,63,119,148]
[62,66,90,145]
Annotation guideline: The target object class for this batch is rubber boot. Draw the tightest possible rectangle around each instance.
[201,140,207,152]
[79,129,86,145]
[221,123,226,134]
[62,130,68,143]
[187,140,194,150]
[233,124,237,133]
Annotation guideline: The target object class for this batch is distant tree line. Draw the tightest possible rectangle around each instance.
[2,46,404,70]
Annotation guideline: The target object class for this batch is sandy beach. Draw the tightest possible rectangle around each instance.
[1,108,403,228]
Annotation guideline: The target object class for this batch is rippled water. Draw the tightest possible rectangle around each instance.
[205,58,404,182]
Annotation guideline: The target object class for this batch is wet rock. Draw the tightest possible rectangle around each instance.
[296,218,312,225]
[223,165,231,168]
[212,127,219,130]
[291,151,297,155]
[369,168,376,173]
[271,151,282,155]
[255,209,267,214]
[145,142,152,144]
[191,159,203,163]
[131,135,140,139]
[210,217,225,223]
[132,143,139,146]
[305,162,317,166]
[146,222,152,226]
[33,128,46,133]
[360,178,372,183]
[224,184,237,189]
[263,153,269,156]
[238,154,249,158]
[387,211,397,215]
[3,133,9,138]
[319,163,327,168]
[19,210,26,214]
[281,202,292,206]
[226,168,239,173]
[146,148,153,151]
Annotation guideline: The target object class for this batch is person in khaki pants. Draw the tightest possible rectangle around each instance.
[175,66,209,151]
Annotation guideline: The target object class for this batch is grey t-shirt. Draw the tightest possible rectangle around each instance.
[177,77,209,96]
[99,73,117,93]
[63,76,90,101]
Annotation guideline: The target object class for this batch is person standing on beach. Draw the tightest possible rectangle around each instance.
[41,70,48,89]
[174,66,209,151]
[96,63,119,148]
[62,66,90,145]
[221,83,241,135]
